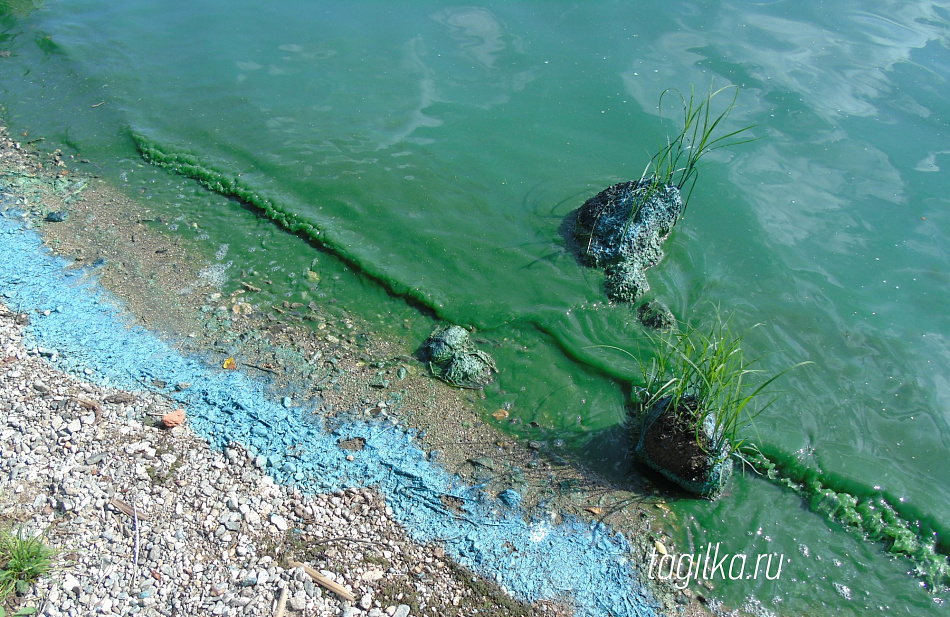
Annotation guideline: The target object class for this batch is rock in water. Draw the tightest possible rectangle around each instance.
[637,300,676,331]
[572,180,683,302]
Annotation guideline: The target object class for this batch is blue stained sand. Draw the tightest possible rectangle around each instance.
[0,209,657,617]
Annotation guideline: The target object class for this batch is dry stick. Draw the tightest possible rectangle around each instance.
[287,561,356,603]
[110,496,150,520]
[241,361,277,374]
[274,586,289,617]
[132,500,141,589]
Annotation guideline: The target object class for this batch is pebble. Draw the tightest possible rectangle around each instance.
[270,513,288,531]
[288,593,307,611]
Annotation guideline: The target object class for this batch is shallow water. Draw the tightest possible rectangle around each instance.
[2,0,949,613]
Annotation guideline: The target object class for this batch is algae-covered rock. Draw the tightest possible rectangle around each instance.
[637,300,676,331]
[572,180,683,303]
[421,326,496,389]
[633,396,732,499]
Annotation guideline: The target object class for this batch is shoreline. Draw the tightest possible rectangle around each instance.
[0,301,564,617]
[0,124,713,616]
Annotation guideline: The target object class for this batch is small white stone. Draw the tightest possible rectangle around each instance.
[270,514,288,531]
[288,593,308,611]
[63,572,81,595]
[360,593,374,610]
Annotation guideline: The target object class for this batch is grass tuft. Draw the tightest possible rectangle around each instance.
[652,83,756,209]
[631,315,810,462]
[0,526,54,607]
[591,313,809,465]
[621,83,756,233]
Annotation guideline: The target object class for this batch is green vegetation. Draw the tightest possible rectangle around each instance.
[625,83,755,228]
[0,605,38,617]
[632,316,808,463]
[0,526,54,614]
[653,83,755,207]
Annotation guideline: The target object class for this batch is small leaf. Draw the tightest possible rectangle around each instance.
[16,608,39,616]
[585,506,603,515]
[655,540,669,555]
[222,357,236,370]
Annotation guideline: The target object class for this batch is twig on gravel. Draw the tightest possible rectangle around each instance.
[274,586,289,617]
[133,500,141,574]
[69,396,103,423]
[287,560,356,603]
[241,361,277,374]
[109,496,149,520]
[125,370,179,404]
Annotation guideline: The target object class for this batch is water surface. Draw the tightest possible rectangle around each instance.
[2,1,948,613]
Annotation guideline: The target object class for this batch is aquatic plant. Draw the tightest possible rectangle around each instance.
[652,83,754,208]
[591,314,808,497]
[572,83,754,304]
[633,316,807,464]
[625,83,756,227]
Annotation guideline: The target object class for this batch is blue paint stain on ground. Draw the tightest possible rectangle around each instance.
[0,206,657,617]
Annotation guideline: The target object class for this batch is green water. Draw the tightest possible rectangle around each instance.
[2,1,949,613]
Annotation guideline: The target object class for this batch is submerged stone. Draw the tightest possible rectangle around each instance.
[572,180,683,303]
[637,300,676,331]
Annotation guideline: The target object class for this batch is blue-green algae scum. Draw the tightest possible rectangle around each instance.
[2,1,949,614]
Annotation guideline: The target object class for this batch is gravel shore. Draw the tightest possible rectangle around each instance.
[0,302,567,617]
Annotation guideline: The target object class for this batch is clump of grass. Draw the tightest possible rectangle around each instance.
[624,83,756,229]
[0,526,54,608]
[633,316,809,462]
[652,83,755,208]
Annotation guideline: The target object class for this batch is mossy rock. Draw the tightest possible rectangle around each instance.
[572,180,683,303]
[637,300,675,331]
[421,326,496,389]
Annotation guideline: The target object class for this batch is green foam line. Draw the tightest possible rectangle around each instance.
[131,131,445,320]
[750,445,950,590]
